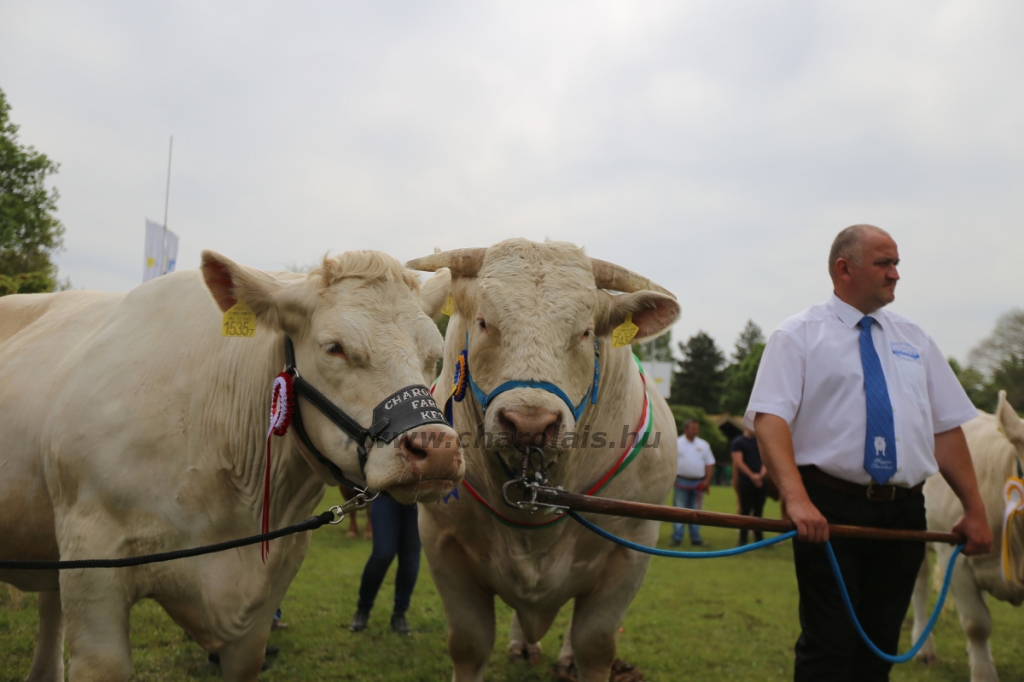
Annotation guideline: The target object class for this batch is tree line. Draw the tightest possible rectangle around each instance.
[0,87,67,296]
[642,312,1022,425]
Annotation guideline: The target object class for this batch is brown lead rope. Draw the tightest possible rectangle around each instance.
[530,487,965,544]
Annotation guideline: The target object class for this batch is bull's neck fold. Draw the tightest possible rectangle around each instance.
[200,331,326,532]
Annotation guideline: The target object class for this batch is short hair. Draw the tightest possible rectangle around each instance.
[828,224,890,279]
[682,419,698,429]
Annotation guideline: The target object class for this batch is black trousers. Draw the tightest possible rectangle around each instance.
[357,496,421,615]
[792,478,926,682]
[737,477,767,545]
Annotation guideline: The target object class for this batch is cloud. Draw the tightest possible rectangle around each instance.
[1,0,1021,360]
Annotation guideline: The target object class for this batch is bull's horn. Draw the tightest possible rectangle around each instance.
[406,248,486,276]
[590,258,676,298]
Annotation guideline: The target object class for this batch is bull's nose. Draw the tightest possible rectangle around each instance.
[497,407,562,447]
[398,427,463,478]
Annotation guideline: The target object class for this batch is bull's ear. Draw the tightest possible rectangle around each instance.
[419,267,452,319]
[997,390,1024,446]
[596,290,680,342]
[201,250,314,334]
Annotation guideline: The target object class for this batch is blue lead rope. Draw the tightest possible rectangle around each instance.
[566,510,961,665]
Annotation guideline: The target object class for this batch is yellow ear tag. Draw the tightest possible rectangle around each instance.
[222,300,257,338]
[611,312,640,348]
[441,294,454,317]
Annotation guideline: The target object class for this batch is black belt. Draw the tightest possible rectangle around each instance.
[799,466,923,502]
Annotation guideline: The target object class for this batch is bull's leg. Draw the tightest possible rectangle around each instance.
[911,550,937,666]
[556,613,575,672]
[347,510,360,538]
[569,548,650,682]
[216,613,274,682]
[26,590,64,682]
[508,611,543,665]
[60,574,131,682]
[947,557,999,682]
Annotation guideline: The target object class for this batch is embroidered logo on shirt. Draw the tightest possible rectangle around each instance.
[891,342,920,361]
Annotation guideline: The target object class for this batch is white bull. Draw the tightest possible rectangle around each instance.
[912,390,1024,680]
[0,250,463,682]
[408,239,680,682]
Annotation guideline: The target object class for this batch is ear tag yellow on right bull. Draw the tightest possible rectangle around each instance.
[222,300,257,338]
[441,294,455,317]
[611,313,640,348]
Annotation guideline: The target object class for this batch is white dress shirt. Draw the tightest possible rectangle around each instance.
[744,294,977,487]
[676,435,715,478]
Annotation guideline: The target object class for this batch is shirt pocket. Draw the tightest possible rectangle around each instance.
[894,356,929,412]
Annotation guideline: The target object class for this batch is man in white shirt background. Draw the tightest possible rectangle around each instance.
[747,224,991,681]
[671,419,716,547]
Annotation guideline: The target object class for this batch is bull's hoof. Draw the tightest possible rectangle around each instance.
[346,528,359,538]
[914,649,938,666]
[550,657,644,681]
[509,641,542,666]
[610,659,645,682]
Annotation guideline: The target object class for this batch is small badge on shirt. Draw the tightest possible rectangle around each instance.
[891,342,920,361]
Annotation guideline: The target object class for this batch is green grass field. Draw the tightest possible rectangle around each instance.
[3,485,1023,681]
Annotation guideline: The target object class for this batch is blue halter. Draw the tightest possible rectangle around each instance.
[462,331,600,422]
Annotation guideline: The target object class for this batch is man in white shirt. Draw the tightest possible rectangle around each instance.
[747,224,991,681]
[671,419,716,547]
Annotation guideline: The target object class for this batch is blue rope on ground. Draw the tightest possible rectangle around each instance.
[566,510,963,664]
[825,541,963,663]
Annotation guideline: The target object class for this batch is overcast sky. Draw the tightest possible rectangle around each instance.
[1,1,1021,362]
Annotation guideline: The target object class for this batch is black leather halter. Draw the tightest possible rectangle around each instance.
[283,336,447,491]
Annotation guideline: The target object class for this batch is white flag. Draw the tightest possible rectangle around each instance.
[163,229,179,274]
[143,220,164,282]
[143,220,180,282]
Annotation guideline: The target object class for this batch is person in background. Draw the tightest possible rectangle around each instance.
[671,419,715,547]
[348,495,421,635]
[731,427,767,546]
[747,224,991,681]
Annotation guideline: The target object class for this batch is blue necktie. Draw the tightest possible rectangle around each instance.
[859,316,897,484]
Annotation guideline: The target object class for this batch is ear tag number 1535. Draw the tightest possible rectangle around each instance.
[222,301,256,338]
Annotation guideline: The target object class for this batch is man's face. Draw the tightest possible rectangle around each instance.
[845,231,900,313]
[685,422,700,440]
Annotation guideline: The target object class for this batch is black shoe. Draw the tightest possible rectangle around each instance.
[265,644,280,657]
[669,538,682,547]
[691,539,710,547]
[349,609,370,632]
[207,652,220,666]
[390,613,411,635]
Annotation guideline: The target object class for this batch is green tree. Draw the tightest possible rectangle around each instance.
[731,319,765,363]
[0,88,66,295]
[957,309,1024,412]
[721,342,765,415]
[671,331,725,412]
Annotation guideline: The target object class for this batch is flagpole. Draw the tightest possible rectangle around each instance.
[162,136,173,273]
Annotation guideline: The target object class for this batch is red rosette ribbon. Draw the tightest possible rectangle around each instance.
[262,372,295,562]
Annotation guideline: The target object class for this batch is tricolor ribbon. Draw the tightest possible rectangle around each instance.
[262,372,294,562]
[1002,477,1024,585]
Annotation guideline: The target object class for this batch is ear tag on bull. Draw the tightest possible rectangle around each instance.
[441,294,454,317]
[222,300,257,338]
[611,313,639,348]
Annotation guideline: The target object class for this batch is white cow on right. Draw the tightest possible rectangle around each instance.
[912,390,1024,681]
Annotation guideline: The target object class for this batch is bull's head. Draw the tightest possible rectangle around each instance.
[201,250,464,504]
[408,239,679,463]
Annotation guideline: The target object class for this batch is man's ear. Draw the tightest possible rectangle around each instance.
[419,267,452,319]
[596,290,681,342]
[201,250,314,334]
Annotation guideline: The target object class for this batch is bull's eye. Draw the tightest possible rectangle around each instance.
[326,342,346,358]
[478,318,487,331]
